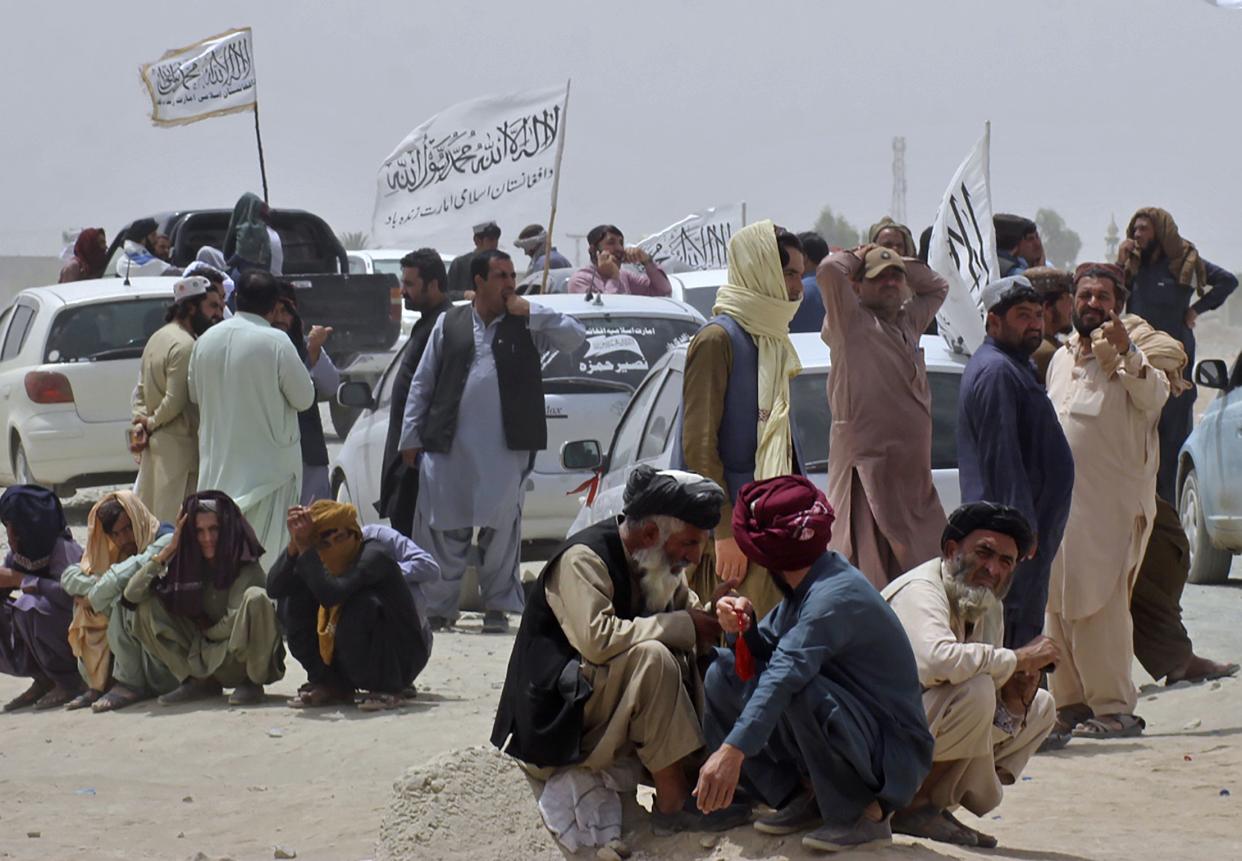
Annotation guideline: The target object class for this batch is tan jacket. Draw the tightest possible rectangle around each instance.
[882,558,1016,689]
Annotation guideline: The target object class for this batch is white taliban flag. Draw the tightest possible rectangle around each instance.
[929,125,998,356]
[140,28,257,127]
[372,83,570,251]
[638,203,745,271]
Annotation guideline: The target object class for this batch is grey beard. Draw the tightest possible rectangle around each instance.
[941,557,1001,624]
[631,545,684,614]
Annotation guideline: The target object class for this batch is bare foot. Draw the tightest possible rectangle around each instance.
[1166,654,1239,685]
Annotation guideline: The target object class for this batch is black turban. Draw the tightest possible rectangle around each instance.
[621,465,725,531]
[127,218,159,243]
[941,502,1035,559]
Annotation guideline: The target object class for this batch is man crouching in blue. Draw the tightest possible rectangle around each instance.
[695,475,934,853]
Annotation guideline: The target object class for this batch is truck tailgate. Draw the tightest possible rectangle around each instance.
[288,274,400,355]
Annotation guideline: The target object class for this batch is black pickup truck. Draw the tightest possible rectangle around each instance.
[105,208,402,390]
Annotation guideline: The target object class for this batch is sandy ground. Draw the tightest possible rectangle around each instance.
[2,324,1240,861]
[1,551,1239,861]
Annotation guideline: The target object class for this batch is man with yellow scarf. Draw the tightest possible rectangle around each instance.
[269,501,429,711]
[679,221,806,620]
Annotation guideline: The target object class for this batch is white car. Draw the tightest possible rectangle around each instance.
[0,277,178,496]
[668,268,727,320]
[329,293,707,552]
[567,332,968,533]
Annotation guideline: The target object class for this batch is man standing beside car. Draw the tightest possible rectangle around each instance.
[383,249,452,537]
[817,243,949,588]
[132,276,225,524]
[445,221,501,300]
[400,250,585,632]
[679,221,805,620]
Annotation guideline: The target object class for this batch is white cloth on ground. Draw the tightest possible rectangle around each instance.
[537,761,641,852]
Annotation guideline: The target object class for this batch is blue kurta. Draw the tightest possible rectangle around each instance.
[703,553,933,826]
[957,337,1074,648]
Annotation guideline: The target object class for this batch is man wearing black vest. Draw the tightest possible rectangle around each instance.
[399,250,585,633]
[492,466,752,834]
[381,249,452,536]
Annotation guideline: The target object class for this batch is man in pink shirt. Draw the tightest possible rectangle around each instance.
[567,224,673,296]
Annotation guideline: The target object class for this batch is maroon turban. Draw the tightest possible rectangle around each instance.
[731,476,835,572]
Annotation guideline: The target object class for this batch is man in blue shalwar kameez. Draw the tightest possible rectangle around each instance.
[957,276,1074,650]
[695,476,933,854]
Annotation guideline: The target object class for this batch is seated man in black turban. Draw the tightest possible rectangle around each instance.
[491,466,752,836]
[881,502,1060,848]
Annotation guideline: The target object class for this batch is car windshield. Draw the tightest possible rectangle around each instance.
[44,297,170,363]
[542,315,698,392]
[371,259,404,276]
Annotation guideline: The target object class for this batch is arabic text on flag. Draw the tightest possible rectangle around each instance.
[140,28,257,127]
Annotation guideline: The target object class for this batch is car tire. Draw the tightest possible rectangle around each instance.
[1180,468,1233,585]
[12,439,34,486]
[329,401,360,439]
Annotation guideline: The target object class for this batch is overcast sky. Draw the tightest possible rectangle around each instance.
[3,0,1239,270]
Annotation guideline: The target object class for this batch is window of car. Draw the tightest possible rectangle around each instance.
[790,371,830,471]
[681,286,720,320]
[371,259,404,277]
[0,306,15,360]
[1231,354,1242,390]
[542,315,698,394]
[43,297,170,363]
[1,303,37,362]
[928,371,961,469]
[347,255,367,274]
[606,369,666,471]
[637,369,684,461]
[787,368,961,472]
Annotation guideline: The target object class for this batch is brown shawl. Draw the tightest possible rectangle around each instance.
[1120,207,1206,297]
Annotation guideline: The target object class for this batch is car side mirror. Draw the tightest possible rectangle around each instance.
[1194,359,1228,390]
[561,439,603,471]
[336,381,375,410]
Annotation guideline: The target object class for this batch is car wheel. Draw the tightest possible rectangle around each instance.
[12,439,34,486]
[1180,468,1232,585]
[329,401,359,439]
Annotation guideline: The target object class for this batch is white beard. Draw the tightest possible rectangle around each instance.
[631,545,685,614]
[941,556,1001,624]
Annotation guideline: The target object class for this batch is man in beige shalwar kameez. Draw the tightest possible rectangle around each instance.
[491,467,751,835]
[132,276,224,523]
[818,245,949,587]
[1045,263,1169,738]
[884,503,1059,849]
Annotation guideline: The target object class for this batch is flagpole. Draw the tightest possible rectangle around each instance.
[540,79,571,295]
[253,102,270,203]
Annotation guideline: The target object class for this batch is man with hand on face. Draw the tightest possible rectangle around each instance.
[957,277,1073,652]
[132,276,225,523]
[1045,264,1169,740]
[400,250,585,633]
[680,222,806,621]
[883,503,1058,849]
[384,249,452,537]
[818,243,949,587]
[567,224,673,296]
[272,282,338,505]
[697,476,933,854]
[492,467,752,835]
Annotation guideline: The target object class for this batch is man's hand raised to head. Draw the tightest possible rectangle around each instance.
[596,251,621,280]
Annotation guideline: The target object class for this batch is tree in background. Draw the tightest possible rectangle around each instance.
[338,231,370,251]
[813,206,862,250]
[1035,208,1081,268]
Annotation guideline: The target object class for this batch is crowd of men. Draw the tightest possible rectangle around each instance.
[1,200,1238,852]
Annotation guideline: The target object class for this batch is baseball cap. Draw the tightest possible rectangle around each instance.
[862,246,907,279]
[173,276,211,302]
[981,275,1038,313]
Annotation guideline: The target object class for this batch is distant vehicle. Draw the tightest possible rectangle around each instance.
[669,268,728,319]
[330,293,706,555]
[0,277,179,496]
[1176,356,1242,584]
[567,332,967,534]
